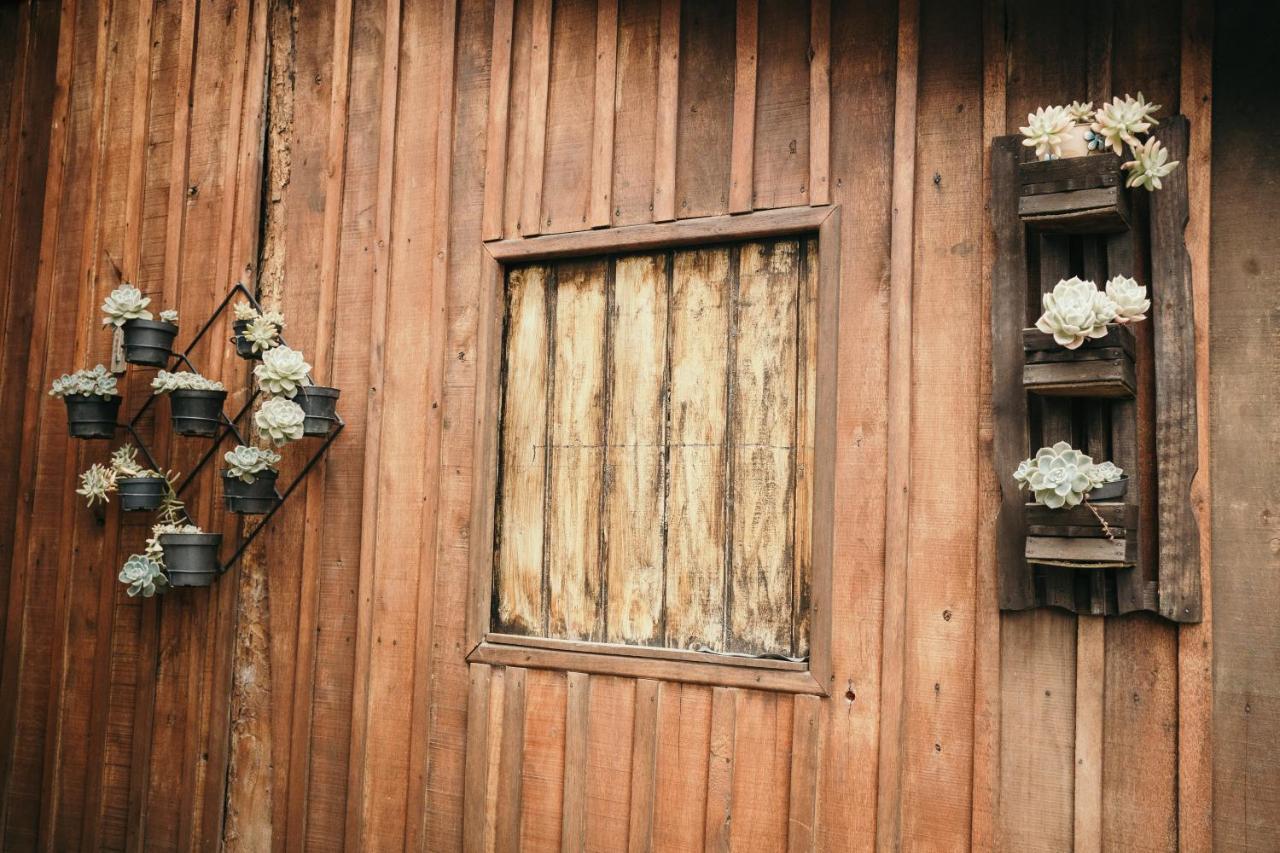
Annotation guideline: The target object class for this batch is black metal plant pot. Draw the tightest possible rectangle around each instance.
[116,477,167,512]
[294,385,340,436]
[222,469,280,515]
[160,532,223,587]
[231,320,260,360]
[63,394,121,439]
[122,319,179,367]
[169,389,227,437]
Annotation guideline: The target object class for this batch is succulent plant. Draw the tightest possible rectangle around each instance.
[101,284,153,327]
[159,309,179,324]
[77,463,117,507]
[255,397,306,445]
[1024,442,1095,509]
[1086,461,1124,488]
[1012,458,1035,491]
[1035,277,1116,349]
[1019,105,1074,160]
[119,554,168,598]
[1091,93,1160,156]
[253,346,311,397]
[151,369,226,394]
[224,445,282,483]
[1104,275,1151,323]
[1121,136,1179,191]
[244,314,282,353]
[233,299,261,322]
[48,364,118,399]
[110,443,146,477]
[1065,100,1094,123]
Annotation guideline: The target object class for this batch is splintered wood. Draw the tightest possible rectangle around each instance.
[494,238,816,657]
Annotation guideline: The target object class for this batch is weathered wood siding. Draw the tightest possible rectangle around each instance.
[0,0,1268,850]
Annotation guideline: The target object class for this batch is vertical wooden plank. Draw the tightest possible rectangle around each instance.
[602,253,667,644]
[651,682,710,851]
[807,0,829,206]
[662,248,730,651]
[590,0,618,227]
[496,667,528,853]
[609,0,659,227]
[481,667,507,853]
[727,240,798,655]
[463,664,495,853]
[546,259,607,640]
[560,671,590,852]
[497,265,550,634]
[482,0,515,240]
[751,0,810,211]
[727,0,757,213]
[626,679,659,853]
[702,687,736,853]
[650,0,678,222]
[541,0,597,234]
[502,0,533,236]
[787,694,820,853]
[1073,616,1104,853]
[520,670,567,850]
[728,691,792,852]
[521,0,552,236]
[672,0,734,219]
[584,675,635,852]
[791,239,818,658]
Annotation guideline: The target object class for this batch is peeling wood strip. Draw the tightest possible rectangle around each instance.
[521,0,552,236]
[787,694,821,852]
[875,0,919,846]
[482,0,515,240]
[728,0,757,213]
[589,0,618,228]
[627,679,659,853]
[703,687,737,852]
[652,0,679,222]
[560,671,590,852]
[808,0,830,206]
[496,667,528,852]
[463,665,495,853]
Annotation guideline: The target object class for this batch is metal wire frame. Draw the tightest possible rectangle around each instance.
[107,281,344,574]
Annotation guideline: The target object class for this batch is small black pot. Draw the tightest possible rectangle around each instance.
[222,469,280,515]
[122,319,179,367]
[1088,476,1129,501]
[294,385,340,436]
[63,394,121,439]
[231,320,260,360]
[169,388,227,437]
[160,532,223,587]
[117,477,167,512]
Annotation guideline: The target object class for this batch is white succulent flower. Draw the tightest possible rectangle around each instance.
[233,300,261,322]
[151,369,225,393]
[245,314,282,353]
[110,443,146,477]
[101,284,153,327]
[1104,275,1150,323]
[1026,442,1095,509]
[158,309,179,324]
[49,365,118,398]
[1121,137,1179,191]
[77,463,117,507]
[260,310,286,330]
[255,397,306,445]
[119,554,168,598]
[1013,458,1035,491]
[1091,93,1160,156]
[254,345,311,397]
[1035,277,1115,349]
[1020,105,1074,160]
[225,445,281,483]
[1085,461,1124,488]
[1066,100,1094,123]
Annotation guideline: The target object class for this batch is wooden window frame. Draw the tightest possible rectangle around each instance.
[466,206,840,696]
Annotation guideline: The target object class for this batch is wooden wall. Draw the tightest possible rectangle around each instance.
[0,0,1270,850]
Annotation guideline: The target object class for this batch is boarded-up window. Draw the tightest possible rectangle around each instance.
[492,237,817,658]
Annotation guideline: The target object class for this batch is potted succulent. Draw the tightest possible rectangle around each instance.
[1014,442,1128,509]
[221,444,282,514]
[254,396,307,446]
[102,284,178,367]
[76,443,172,512]
[231,300,285,360]
[254,345,340,436]
[151,369,228,437]
[49,365,120,439]
[117,489,222,590]
[1014,442,1132,567]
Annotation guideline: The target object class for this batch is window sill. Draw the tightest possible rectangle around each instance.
[467,633,827,696]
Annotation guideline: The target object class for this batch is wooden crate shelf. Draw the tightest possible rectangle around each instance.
[1018,153,1130,234]
[1022,325,1136,397]
[1024,501,1137,568]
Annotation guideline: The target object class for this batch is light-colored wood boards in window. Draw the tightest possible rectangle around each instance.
[494,237,817,657]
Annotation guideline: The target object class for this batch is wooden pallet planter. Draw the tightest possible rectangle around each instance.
[1022,325,1136,397]
[1025,500,1137,568]
[1018,153,1130,234]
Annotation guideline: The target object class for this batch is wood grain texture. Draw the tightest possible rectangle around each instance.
[609,0,660,227]
[702,687,737,853]
[482,0,515,240]
[651,0,678,222]
[752,0,810,211]
[807,0,830,206]
[672,0,733,219]
[542,0,597,234]
[727,0,757,214]
[521,0,552,236]
[590,0,618,228]
[584,675,635,851]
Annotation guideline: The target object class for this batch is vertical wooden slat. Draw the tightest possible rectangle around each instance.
[590,0,618,228]
[497,265,550,634]
[560,671,590,852]
[496,667,528,852]
[651,0,678,222]
[626,679,659,853]
[751,0,810,211]
[541,0,597,234]
[546,259,607,639]
[672,0,734,219]
[502,0,533,236]
[728,691,791,850]
[482,0,515,240]
[652,682,710,850]
[791,238,818,657]
[521,0,552,236]
[520,670,567,850]
[703,687,737,853]
[463,664,495,853]
[808,0,830,206]
[727,0,757,213]
[610,0,659,227]
[480,667,507,853]
[1073,616,1104,853]
[604,253,667,645]
[787,694,821,853]
[584,675,635,852]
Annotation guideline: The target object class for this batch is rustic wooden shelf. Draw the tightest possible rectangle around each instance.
[1022,325,1136,397]
[1024,501,1137,568]
[1018,153,1130,234]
